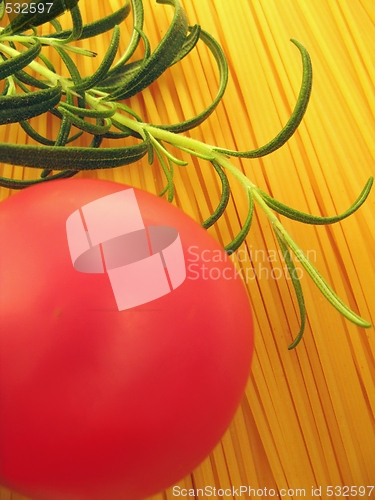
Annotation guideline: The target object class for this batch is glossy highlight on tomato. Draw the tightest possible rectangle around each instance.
[0,178,253,500]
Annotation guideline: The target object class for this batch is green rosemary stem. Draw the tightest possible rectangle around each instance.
[0,35,36,43]
[0,41,71,89]
[0,42,55,79]
[86,93,258,185]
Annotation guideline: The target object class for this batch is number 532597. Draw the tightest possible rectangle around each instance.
[5,3,53,14]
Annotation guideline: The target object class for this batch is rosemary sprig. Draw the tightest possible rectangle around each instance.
[0,0,372,348]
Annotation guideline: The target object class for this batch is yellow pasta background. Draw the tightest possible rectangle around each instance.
[0,0,374,499]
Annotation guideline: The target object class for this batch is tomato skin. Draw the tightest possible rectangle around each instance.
[0,178,253,500]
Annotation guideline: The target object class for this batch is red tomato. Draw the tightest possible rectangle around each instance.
[0,178,253,500]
